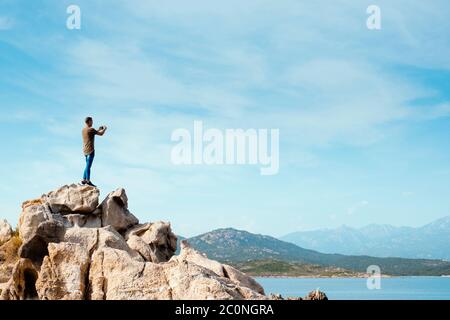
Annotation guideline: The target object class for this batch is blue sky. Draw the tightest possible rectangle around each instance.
[0,0,450,237]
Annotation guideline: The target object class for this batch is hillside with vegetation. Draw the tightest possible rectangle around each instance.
[185,228,450,276]
[231,259,366,277]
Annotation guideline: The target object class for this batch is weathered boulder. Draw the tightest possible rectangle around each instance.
[42,184,99,214]
[0,258,38,300]
[101,188,138,232]
[64,226,143,261]
[0,219,13,244]
[36,242,90,300]
[88,247,266,300]
[127,235,154,261]
[164,261,265,300]
[176,240,265,295]
[88,247,171,300]
[18,200,52,243]
[125,221,177,262]
[269,289,328,300]
[222,265,265,295]
[18,217,65,263]
[304,289,328,300]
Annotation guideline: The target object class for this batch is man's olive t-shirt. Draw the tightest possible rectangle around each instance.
[82,127,98,155]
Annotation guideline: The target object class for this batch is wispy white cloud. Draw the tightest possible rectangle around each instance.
[54,1,450,150]
[2,0,450,236]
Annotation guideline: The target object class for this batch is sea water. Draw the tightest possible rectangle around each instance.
[255,277,450,300]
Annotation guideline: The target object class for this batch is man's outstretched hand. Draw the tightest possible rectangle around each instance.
[98,125,108,135]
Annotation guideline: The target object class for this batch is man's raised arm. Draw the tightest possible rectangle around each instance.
[97,126,107,136]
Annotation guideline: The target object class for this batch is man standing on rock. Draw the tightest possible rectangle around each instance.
[81,117,107,187]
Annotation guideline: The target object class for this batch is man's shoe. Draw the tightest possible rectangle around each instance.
[80,180,87,185]
[86,181,97,188]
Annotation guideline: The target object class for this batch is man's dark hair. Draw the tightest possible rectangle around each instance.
[85,117,93,124]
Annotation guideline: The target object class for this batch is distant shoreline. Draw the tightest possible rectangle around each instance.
[252,274,450,279]
[252,275,371,278]
[231,259,450,278]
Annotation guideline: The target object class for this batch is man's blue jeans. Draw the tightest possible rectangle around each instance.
[83,152,95,181]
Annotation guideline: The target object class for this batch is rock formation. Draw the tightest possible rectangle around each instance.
[0,184,264,300]
[304,289,328,300]
[0,219,13,244]
[0,184,326,300]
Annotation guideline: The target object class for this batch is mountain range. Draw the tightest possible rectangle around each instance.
[184,227,450,276]
[281,216,450,261]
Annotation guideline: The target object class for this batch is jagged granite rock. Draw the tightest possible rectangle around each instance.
[18,199,52,243]
[16,187,136,262]
[177,240,265,295]
[18,205,65,263]
[87,246,265,300]
[0,258,38,300]
[304,289,328,300]
[63,226,143,261]
[126,235,153,261]
[0,219,13,244]
[101,188,139,232]
[0,184,278,300]
[36,242,90,300]
[19,219,65,261]
[42,184,99,214]
[269,290,328,300]
[125,221,177,263]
